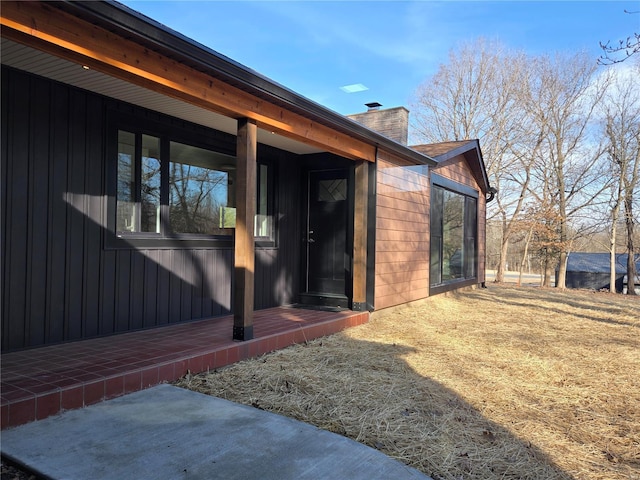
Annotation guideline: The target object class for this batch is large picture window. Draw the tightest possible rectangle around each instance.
[430,181,477,288]
[113,124,273,245]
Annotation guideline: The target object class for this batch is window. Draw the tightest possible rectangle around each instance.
[113,125,273,245]
[169,141,232,235]
[430,181,477,288]
[117,132,161,233]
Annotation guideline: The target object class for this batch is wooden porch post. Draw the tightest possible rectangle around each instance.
[233,118,257,340]
[352,160,369,311]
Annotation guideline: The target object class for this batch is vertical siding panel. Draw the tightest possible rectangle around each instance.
[212,250,223,316]
[222,250,233,315]
[180,251,192,322]
[200,250,212,318]
[191,250,203,320]
[27,76,51,346]
[47,81,70,344]
[169,250,182,323]
[4,71,30,349]
[212,250,222,315]
[143,250,158,328]
[101,249,116,335]
[129,251,144,330]
[116,250,131,332]
[156,250,170,325]
[83,94,103,338]
[65,89,87,340]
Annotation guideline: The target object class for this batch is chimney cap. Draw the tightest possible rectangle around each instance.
[365,102,382,111]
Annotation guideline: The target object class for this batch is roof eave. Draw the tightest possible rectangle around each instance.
[61,1,435,166]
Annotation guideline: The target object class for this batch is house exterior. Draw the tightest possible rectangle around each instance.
[561,252,640,293]
[1,1,493,352]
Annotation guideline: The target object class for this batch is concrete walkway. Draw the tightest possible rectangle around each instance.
[1,384,431,479]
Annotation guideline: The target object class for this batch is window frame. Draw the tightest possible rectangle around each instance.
[106,112,276,250]
[429,174,478,294]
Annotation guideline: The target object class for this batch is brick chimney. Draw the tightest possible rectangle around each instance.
[347,103,409,145]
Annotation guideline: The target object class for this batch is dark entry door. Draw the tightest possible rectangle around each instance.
[305,169,349,296]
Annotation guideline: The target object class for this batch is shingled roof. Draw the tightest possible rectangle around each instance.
[411,140,490,194]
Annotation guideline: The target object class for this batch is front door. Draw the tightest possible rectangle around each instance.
[304,169,349,299]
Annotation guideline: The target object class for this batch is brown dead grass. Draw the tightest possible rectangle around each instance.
[176,286,640,480]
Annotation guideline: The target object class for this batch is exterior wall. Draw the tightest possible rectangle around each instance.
[1,67,300,351]
[432,154,487,284]
[374,150,430,310]
[373,149,487,311]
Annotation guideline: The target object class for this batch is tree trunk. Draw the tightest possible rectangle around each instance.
[610,184,621,293]
[518,228,533,287]
[625,196,637,295]
[610,225,618,293]
[556,250,567,290]
[495,236,510,283]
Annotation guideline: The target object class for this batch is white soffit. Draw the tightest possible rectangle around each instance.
[1,38,322,155]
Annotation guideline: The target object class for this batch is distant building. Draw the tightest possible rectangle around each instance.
[560,253,640,292]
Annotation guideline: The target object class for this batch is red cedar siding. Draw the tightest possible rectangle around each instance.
[374,151,487,310]
[375,151,430,310]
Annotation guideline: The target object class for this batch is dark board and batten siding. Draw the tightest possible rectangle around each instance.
[1,67,299,351]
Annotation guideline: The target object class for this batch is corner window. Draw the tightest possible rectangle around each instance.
[430,182,477,287]
[112,125,273,246]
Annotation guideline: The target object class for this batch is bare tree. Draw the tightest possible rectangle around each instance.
[411,39,534,282]
[601,61,640,294]
[599,10,640,65]
[526,53,611,289]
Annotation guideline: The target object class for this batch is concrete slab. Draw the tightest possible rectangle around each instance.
[1,384,431,479]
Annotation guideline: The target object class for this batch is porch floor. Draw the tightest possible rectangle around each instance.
[1,306,369,430]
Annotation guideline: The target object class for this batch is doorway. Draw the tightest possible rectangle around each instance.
[301,169,349,307]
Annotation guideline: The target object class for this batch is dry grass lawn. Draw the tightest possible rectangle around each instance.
[176,285,640,480]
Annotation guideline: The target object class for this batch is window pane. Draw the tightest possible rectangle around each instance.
[318,179,347,202]
[169,141,234,234]
[464,197,477,278]
[141,135,161,233]
[117,131,136,232]
[255,163,271,237]
[442,190,465,281]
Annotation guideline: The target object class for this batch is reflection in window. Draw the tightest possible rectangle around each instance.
[169,141,232,235]
[141,135,161,233]
[115,128,274,241]
[116,131,161,233]
[442,190,464,281]
[430,185,477,286]
[255,163,272,238]
[117,131,135,233]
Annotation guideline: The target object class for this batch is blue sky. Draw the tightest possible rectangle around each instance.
[122,1,638,116]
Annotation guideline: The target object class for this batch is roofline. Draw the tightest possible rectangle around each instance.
[465,140,491,193]
[60,1,435,166]
[413,140,491,192]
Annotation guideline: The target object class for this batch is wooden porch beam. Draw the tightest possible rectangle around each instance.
[0,1,376,162]
[352,161,369,311]
[233,118,257,341]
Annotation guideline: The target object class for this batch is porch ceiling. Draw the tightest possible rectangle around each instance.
[1,38,322,156]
